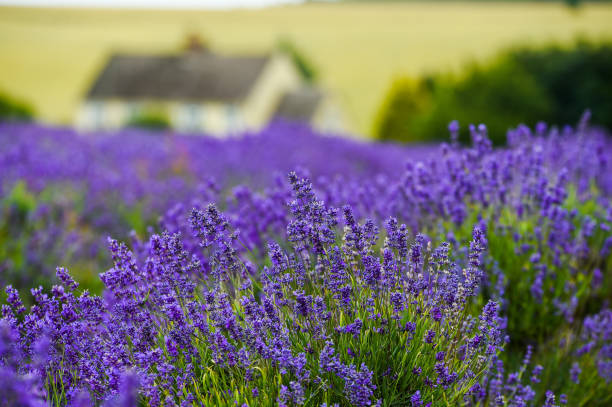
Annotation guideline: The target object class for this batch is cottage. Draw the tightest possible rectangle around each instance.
[75,45,345,135]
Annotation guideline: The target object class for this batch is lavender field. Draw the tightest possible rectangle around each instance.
[1,118,611,406]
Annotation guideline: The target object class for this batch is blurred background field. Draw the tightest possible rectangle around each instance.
[1,2,612,136]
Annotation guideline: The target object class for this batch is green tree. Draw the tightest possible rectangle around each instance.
[0,91,34,122]
[374,41,612,145]
[510,41,612,130]
[372,78,432,143]
[277,38,318,83]
[374,61,551,145]
[565,0,581,8]
[417,60,552,145]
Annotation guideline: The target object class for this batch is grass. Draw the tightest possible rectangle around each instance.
[0,3,612,135]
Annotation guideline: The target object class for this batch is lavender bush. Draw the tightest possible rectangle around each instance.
[1,117,611,405]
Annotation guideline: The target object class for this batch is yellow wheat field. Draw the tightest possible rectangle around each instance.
[1,2,612,136]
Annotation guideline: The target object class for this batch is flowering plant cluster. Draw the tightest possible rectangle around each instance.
[0,121,424,288]
[1,117,611,406]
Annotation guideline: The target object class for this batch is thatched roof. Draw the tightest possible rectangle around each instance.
[273,87,323,122]
[87,52,270,102]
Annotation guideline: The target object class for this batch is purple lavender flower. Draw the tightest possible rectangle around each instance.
[1,120,611,406]
[531,365,544,384]
[411,390,423,407]
[570,362,581,384]
[102,370,141,407]
[56,267,79,291]
[543,390,558,407]
[431,307,442,322]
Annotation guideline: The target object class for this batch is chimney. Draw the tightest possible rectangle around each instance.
[184,34,209,53]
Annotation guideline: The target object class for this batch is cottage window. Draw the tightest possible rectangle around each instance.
[91,102,104,129]
[126,103,138,121]
[185,104,202,132]
[226,105,239,132]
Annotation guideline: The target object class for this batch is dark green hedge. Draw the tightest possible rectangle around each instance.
[374,41,612,145]
[0,91,34,122]
[126,111,171,131]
